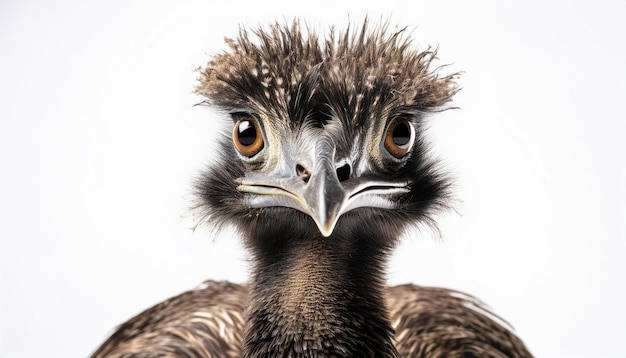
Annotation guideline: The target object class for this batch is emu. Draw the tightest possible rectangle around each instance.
[92,20,532,357]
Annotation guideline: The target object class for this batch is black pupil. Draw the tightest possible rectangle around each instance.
[237,120,257,146]
[392,122,411,147]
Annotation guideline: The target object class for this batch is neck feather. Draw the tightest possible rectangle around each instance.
[241,216,399,357]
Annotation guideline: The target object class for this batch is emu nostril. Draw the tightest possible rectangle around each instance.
[336,163,351,182]
[296,164,311,183]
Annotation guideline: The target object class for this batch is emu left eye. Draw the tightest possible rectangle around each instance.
[383,117,415,158]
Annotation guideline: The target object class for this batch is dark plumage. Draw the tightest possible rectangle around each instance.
[92,20,533,357]
[92,281,247,358]
[93,282,529,357]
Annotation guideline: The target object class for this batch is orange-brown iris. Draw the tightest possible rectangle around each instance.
[383,117,414,158]
[233,115,264,157]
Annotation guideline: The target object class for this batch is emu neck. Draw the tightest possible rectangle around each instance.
[242,227,398,357]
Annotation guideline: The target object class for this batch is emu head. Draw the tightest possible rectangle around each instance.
[195,20,458,242]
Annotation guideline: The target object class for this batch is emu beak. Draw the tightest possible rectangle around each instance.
[297,141,346,237]
[237,139,408,237]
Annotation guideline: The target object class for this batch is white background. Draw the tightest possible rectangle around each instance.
[1,1,624,357]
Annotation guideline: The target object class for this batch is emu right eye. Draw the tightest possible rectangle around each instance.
[232,114,264,157]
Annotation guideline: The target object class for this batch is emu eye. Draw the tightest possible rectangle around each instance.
[232,114,264,157]
[383,117,415,158]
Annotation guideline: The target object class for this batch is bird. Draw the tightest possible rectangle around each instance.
[91,20,533,357]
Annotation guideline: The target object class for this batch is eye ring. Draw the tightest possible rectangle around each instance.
[232,114,264,157]
[383,117,415,158]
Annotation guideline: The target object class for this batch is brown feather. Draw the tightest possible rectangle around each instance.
[91,281,246,358]
[195,19,459,125]
[388,285,532,357]
[92,281,532,357]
